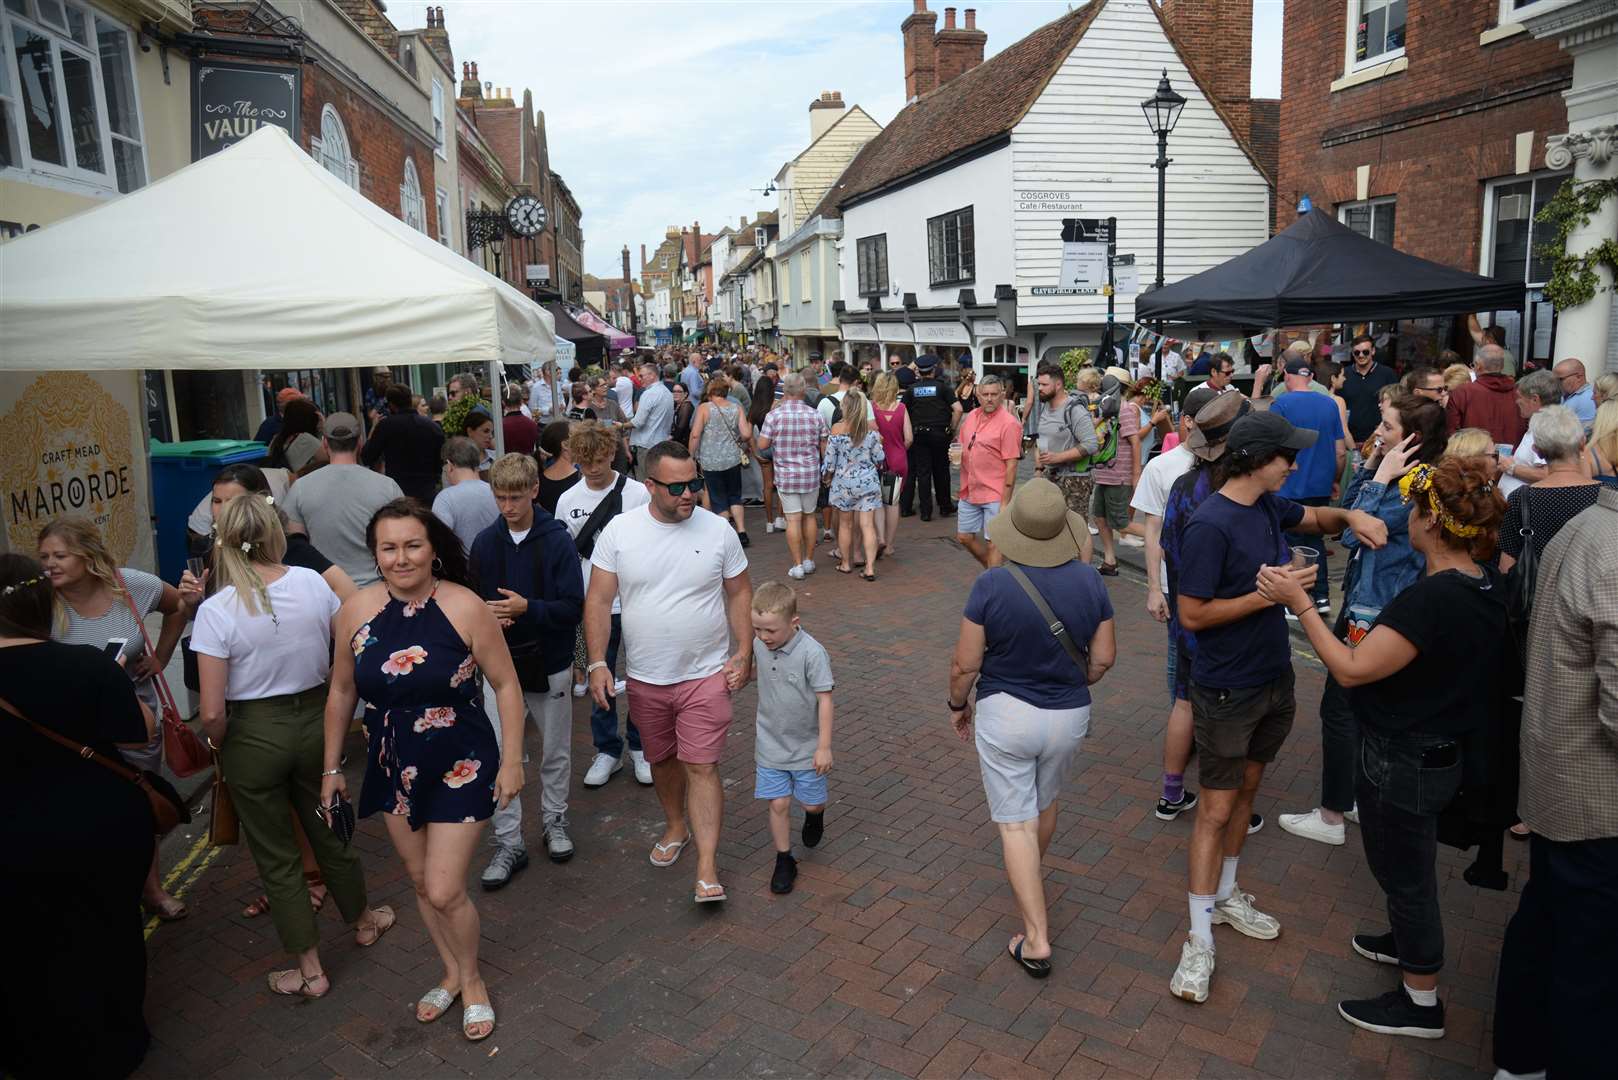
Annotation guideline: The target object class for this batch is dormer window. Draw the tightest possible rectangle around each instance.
[755,227,766,248]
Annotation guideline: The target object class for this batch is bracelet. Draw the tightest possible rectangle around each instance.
[321,768,342,777]
[586,660,609,674]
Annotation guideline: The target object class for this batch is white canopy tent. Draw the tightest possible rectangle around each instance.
[0,124,553,434]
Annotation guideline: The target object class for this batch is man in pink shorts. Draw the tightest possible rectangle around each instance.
[586,440,754,903]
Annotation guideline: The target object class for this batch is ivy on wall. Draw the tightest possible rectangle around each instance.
[1535,177,1618,312]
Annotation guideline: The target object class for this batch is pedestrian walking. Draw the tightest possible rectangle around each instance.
[325,500,526,1041]
[468,454,584,886]
[757,373,829,579]
[901,354,960,521]
[585,441,753,904]
[670,382,695,446]
[821,387,884,579]
[689,373,753,546]
[432,437,500,559]
[746,582,834,895]
[871,373,912,558]
[361,383,446,504]
[953,375,1022,568]
[192,494,396,999]
[283,412,404,587]
[948,479,1116,979]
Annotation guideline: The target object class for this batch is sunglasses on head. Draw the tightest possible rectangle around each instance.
[649,474,706,496]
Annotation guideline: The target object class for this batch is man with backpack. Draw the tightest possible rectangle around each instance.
[555,422,654,789]
[1026,360,1100,565]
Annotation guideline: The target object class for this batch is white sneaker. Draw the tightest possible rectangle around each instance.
[1279,808,1346,846]
[1344,805,1360,825]
[614,679,627,696]
[572,682,587,698]
[1119,534,1145,547]
[582,753,622,788]
[1170,936,1215,1003]
[1088,524,1100,536]
[803,559,816,574]
[772,517,787,530]
[788,563,806,580]
[1212,889,1281,940]
[766,521,776,534]
[628,749,653,785]
[821,528,834,541]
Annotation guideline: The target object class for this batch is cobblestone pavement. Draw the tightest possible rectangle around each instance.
[138,510,1521,1080]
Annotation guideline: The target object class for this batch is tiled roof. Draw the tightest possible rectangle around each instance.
[831,1,1102,209]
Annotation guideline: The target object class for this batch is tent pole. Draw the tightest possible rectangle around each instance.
[490,358,505,456]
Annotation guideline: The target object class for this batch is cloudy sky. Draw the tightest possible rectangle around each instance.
[438,1,1283,280]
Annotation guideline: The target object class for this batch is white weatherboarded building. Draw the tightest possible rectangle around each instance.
[830,0,1271,387]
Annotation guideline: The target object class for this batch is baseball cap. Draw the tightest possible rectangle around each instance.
[1180,384,1223,420]
[915,353,939,371]
[276,387,303,406]
[324,411,362,440]
[1282,355,1313,378]
[1184,391,1252,462]
[895,367,917,388]
[1227,411,1318,459]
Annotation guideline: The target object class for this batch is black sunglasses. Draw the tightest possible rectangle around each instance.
[648,474,706,496]
[1352,348,1374,357]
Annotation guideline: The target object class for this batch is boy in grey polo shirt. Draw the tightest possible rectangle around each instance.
[749,582,835,895]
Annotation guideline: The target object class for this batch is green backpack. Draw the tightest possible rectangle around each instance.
[1070,394,1118,471]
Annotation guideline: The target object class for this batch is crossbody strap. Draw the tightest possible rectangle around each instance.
[1003,564,1089,682]
[0,693,143,783]
[115,569,181,721]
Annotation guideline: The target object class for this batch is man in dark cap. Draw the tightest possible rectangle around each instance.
[901,354,961,521]
[1168,411,1389,1007]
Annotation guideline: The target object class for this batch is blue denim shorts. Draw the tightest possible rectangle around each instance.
[755,765,828,806]
[956,499,1001,537]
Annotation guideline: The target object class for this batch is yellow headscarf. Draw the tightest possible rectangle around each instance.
[1398,463,1484,539]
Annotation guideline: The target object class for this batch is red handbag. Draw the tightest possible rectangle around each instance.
[118,571,210,778]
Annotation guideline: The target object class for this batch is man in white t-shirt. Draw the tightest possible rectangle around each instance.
[555,422,653,788]
[1499,369,1560,498]
[611,361,637,419]
[586,440,753,903]
[1130,385,1215,825]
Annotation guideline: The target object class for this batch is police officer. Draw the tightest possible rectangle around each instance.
[901,354,961,521]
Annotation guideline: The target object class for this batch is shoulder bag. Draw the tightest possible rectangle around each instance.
[118,571,210,778]
[722,404,751,467]
[209,750,238,845]
[0,693,191,834]
[1504,489,1537,670]
[574,472,630,560]
[1003,564,1090,684]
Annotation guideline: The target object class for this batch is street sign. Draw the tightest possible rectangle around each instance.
[1112,253,1139,295]
[526,263,549,286]
[1064,218,1113,243]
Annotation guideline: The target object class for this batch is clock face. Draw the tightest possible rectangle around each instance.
[505,195,546,237]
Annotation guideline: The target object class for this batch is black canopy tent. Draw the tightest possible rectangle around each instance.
[545,301,607,368]
[1135,208,1525,328]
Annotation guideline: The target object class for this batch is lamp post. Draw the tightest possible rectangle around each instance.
[1140,69,1185,380]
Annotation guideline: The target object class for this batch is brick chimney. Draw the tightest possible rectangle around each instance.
[460,60,481,99]
[808,90,846,142]
[901,0,938,103]
[421,6,452,72]
[1158,0,1253,135]
[640,243,647,270]
[935,8,987,86]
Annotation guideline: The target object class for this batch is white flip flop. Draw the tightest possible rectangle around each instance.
[649,837,689,868]
[694,879,727,904]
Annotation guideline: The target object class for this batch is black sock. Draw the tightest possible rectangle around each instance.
[802,810,825,849]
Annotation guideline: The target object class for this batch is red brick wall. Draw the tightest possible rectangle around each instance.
[303,65,438,240]
[1276,2,1571,271]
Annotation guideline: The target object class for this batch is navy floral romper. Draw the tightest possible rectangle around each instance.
[352,585,499,828]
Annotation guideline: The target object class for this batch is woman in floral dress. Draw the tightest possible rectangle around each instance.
[822,387,885,581]
[321,499,526,1043]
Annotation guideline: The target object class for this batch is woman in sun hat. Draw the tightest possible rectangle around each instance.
[947,477,1117,981]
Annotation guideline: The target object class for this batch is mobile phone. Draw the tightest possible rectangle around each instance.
[1420,742,1460,769]
[103,637,128,659]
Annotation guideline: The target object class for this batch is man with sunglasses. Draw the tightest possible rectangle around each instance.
[1403,365,1449,409]
[585,441,753,905]
[1338,335,1398,451]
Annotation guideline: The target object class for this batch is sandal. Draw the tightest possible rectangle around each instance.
[463,1001,496,1042]
[242,895,271,918]
[267,968,329,998]
[304,871,327,915]
[835,564,853,574]
[355,905,396,947]
[694,879,727,904]
[649,836,689,867]
[1008,936,1051,980]
[417,986,459,1023]
[861,571,877,582]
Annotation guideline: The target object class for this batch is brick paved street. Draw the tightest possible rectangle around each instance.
[138,511,1522,1080]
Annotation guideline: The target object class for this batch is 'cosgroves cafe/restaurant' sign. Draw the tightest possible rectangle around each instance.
[192,61,300,160]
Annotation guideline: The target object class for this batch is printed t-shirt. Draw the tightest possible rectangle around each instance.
[554,473,651,615]
[190,566,340,700]
[1349,568,1506,736]
[753,628,835,771]
[957,406,1021,506]
[964,561,1114,710]
[1177,491,1304,689]
[1093,399,1141,486]
[1271,391,1345,500]
[591,505,747,684]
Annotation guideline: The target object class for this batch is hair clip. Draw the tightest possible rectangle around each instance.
[240,541,252,554]
[1,576,43,596]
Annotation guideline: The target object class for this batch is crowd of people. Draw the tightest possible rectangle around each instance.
[6,336,1614,1079]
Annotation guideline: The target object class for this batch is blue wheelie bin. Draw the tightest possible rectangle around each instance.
[148,439,267,583]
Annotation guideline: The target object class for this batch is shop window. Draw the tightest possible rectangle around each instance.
[927,205,975,287]
[799,249,811,304]
[1338,197,1396,245]
[857,233,887,297]
[435,186,449,246]
[313,104,357,189]
[1479,172,1570,370]
[430,76,445,158]
[1,0,146,192]
[400,156,425,232]
[1353,0,1405,68]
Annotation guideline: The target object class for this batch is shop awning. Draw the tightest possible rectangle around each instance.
[1135,208,1525,328]
[0,125,553,371]
[571,306,637,351]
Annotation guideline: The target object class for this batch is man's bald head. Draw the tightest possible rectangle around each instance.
[1554,358,1587,392]
[1477,344,1507,374]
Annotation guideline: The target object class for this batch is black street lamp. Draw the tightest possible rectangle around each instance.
[1141,69,1185,380]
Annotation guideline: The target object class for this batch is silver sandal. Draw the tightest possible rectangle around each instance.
[416,986,458,1023]
[463,1001,495,1041]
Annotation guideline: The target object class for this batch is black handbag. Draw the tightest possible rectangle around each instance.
[1504,489,1537,670]
[320,791,356,846]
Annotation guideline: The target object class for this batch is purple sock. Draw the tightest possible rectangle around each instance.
[1163,773,1184,803]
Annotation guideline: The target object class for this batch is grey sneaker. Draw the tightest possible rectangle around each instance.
[544,818,575,863]
[480,847,528,891]
[1212,888,1281,940]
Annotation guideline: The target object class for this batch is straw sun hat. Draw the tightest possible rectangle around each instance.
[985,478,1090,568]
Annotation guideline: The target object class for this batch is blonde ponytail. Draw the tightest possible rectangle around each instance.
[212,494,287,618]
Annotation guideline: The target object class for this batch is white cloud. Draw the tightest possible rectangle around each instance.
[435,1,1280,278]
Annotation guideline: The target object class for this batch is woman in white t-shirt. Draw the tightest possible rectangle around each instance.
[192,494,395,999]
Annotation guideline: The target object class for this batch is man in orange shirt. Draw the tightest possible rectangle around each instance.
[954,375,1022,567]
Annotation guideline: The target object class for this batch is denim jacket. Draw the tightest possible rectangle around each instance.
[1338,465,1424,642]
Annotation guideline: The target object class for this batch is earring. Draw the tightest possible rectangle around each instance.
[431,557,444,574]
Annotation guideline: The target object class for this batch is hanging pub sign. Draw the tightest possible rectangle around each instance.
[192,61,300,160]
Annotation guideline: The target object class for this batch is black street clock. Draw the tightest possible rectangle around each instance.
[505,194,547,237]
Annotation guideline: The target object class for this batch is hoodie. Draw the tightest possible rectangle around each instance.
[1447,373,1524,447]
[467,508,583,679]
